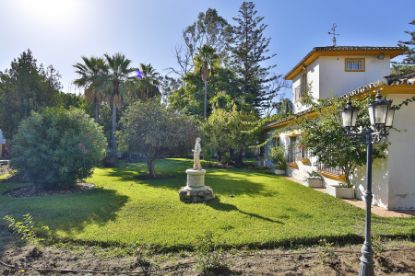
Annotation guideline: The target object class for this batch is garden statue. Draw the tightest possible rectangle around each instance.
[179,137,214,203]
[193,137,202,170]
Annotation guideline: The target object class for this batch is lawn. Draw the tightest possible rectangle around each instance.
[1,158,414,251]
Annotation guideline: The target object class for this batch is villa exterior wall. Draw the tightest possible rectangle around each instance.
[293,59,319,114]
[352,94,415,210]
[318,55,390,98]
[292,55,390,114]
[384,94,415,209]
[352,159,390,209]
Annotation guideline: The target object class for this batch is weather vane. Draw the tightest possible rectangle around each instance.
[328,23,340,47]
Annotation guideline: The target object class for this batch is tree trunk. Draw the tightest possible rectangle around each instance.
[237,151,244,167]
[229,148,235,165]
[107,81,118,166]
[110,97,117,155]
[231,150,244,167]
[217,151,222,163]
[203,80,208,119]
[94,95,99,123]
[344,167,351,186]
[147,159,156,178]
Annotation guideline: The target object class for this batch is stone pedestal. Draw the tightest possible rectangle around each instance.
[179,169,214,203]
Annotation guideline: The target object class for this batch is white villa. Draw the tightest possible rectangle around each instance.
[264,46,415,210]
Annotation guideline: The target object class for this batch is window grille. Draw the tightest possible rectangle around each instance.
[345,58,365,72]
[300,73,307,97]
[294,86,301,101]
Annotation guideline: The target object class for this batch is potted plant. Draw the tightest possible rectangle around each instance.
[326,182,355,199]
[271,146,287,175]
[306,171,324,188]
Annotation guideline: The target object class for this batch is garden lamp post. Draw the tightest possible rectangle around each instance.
[341,91,395,276]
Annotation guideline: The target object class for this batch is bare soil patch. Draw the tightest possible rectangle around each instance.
[4,183,96,198]
[1,238,415,275]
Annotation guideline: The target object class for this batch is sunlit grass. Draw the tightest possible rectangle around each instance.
[1,158,414,250]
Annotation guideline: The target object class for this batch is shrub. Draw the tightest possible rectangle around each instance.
[11,108,107,190]
[3,214,50,245]
[271,146,287,170]
[195,231,232,276]
[307,171,323,180]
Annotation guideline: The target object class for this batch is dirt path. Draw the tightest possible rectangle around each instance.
[1,236,415,275]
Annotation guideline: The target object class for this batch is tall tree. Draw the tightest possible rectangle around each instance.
[118,101,197,178]
[73,56,108,122]
[134,63,161,101]
[399,19,415,65]
[203,105,256,165]
[168,60,240,117]
[300,97,386,186]
[392,19,415,76]
[0,50,61,139]
[229,1,279,114]
[173,8,232,76]
[194,45,221,118]
[160,75,181,105]
[104,53,136,164]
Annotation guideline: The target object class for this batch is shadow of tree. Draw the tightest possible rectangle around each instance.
[0,186,129,253]
[0,226,13,257]
[206,196,284,224]
[104,159,278,197]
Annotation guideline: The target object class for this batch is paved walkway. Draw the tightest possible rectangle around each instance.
[286,177,415,218]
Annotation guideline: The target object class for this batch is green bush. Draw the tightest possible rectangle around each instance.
[3,214,50,245]
[271,146,287,170]
[11,108,107,190]
[195,231,231,276]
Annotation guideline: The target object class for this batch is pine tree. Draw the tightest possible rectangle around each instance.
[399,19,415,65]
[0,50,62,139]
[229,1,279,114]
[391,19,415,76]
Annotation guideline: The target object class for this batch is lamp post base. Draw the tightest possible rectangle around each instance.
[359,242,374,276]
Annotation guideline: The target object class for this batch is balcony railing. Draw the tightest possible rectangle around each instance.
[318,162,343,175]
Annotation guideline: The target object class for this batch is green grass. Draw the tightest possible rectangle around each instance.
[1,158,415,251]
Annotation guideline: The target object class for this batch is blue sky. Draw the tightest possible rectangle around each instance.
[0,0,414,96]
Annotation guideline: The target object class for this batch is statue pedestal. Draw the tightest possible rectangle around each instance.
[179,169,214,203]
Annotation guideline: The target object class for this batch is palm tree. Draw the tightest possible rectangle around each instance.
[104,53,136,163]
[194,45,220,119]
[73,57,107,122]
[137,63,161,100]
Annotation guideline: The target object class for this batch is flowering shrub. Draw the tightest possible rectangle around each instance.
[11,108,107,190]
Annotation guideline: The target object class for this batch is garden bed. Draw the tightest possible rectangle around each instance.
[1,237,415,275]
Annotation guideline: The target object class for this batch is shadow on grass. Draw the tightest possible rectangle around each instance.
[0,185,128,254]
[206,196,283,224]
[105,159,278,197]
